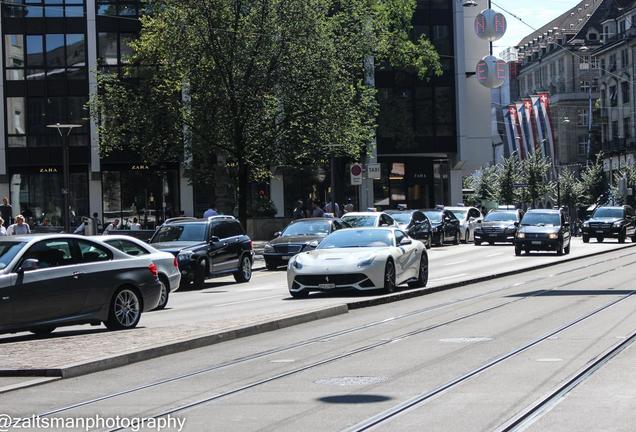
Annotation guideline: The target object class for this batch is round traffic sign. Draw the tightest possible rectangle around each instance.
[351,164,362,176]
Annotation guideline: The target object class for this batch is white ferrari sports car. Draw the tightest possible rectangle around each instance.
[287,228,428,298]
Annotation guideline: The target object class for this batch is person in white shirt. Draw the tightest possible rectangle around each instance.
[7,214,30,235]
[103,219,120,234]
[0,217,6,236]
[130,217,142,231]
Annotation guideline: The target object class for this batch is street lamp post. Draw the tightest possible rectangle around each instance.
[47,123,82,233]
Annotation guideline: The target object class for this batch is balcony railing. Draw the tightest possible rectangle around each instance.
[601,138,636,153]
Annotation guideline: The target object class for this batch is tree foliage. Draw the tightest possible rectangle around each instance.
[557,167,581,212]
[520,152,553,207]
[579,153,608,206]
[496,155,520,205]
[91,0,442,223]
[465,165,497,206]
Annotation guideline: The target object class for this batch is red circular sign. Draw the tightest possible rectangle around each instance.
[351,165,362,176]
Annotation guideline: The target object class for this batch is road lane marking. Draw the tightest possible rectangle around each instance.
[444,260,468,266]
[214,295,282,307]
[486,252,504,257]
[430,273,468,282]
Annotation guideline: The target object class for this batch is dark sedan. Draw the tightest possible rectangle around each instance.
[424,210,460,246]
[0,234,162,336]
[263,218,350,270]
[474,209,522,245]
[387,210,433,249]
[581,205,636,243]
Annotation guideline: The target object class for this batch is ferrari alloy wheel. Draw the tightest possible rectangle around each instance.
[408,254,428,288]
[383,260,397,294]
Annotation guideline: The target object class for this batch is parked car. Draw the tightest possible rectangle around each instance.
[287,228,428,298]
[445,206,482,243]
[424,209,461,246]
[0,234,162,335]
[149,216,253,289]
[96,235,181,310]
[514,209,571,255]
[263,218,350,270]
[474,209,523,245]
[341,212,398,228]
[386,210,433,249]
[581,205,636,243]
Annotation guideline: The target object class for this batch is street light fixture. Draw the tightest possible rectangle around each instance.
[46,122,82,233]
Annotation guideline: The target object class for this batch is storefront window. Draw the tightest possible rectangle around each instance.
[11,171,88,227]
[102,168,179,229]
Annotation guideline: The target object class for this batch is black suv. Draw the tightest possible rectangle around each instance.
[474,209,523,245]
[514,209,571,255]
[581,205,636,243]
[149,216,254,289]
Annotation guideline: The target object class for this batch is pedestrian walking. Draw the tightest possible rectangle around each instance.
[7,214,30,235]
[130,217,142,230]
[0,218,6,236]
[203,203,218,218]
[103,218,119,234]
[0,197,11,228]
[324,201,341,217]
[92,212,101,235]
[292,200,305,220]
[311,200,325,218]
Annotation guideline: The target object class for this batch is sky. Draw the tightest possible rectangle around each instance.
[491,0,582,55]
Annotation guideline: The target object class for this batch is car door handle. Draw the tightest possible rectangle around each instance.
[72,271,84,279]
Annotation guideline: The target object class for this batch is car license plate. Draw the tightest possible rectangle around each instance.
[596,230,604,233]
[531,241,542,245]
[318,283,336,289]
[282,256,290,261]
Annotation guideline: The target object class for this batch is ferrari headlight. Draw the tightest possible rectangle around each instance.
[292,257,303,269]
[516,232,525,239]
[264,244,274,253]
[548,233,559,240]
[357,255,376,268]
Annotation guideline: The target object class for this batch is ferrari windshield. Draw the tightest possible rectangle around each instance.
[484,211,517,222]
[341,215,378,227]
[282,220,331,237]
[318,229,393,249]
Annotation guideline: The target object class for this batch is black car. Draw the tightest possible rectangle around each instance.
[474,209,523,245]
[0,234,162,335]
[263,218,350,270]
[514,209,571,255]
[149,216,254,289]
[423,209,460,246]
[581,205,636,243]
[387,210,433,249]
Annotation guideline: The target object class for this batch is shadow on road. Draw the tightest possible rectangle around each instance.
[318,394,392,404]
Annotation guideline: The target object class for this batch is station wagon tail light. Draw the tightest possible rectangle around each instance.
[148,263,158,278]
[173,257,179,268]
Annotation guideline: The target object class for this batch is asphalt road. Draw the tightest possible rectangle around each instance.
[3,241,636,431]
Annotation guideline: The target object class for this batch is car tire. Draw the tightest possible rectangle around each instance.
[408,253,429,288]
[515,246,521,256]
[193,259,207,290]
[154,277,170,310]
[582,235,589,243]
[30,326,56,336]
[434,235,442,247]
[425,236,432,249]
[597,236,604,243]
[265,261,278,271]
[488,242,494,245]
[105,287,142,331]
[475,240,481,246]
[557,242,564,256]
[290,289,309,299]
[453,231,459,245]
[632,235,636,243]
[619,230,626,243]
[564,242,571,254]
[234,255,252,283]
[383,259,397,294]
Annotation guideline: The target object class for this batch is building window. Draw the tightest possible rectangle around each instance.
[97,0,144,17]
[609,54,617,71]
[588,33,598,40]
[621,81,630,104]
[600,58,606,75]
[610,85,618,107]
[612,120,619,140]
[578,135,588,155]
[558,58,565,74]
[577,109,589,126]
[620,20,626,35]
[625,117,632,140]
[621,49,629,68]
[580,80,590,92]
[2,0,85,18]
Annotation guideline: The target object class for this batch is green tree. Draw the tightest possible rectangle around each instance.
[496,155,520,206]
[557,167,581,216]
[520,152,553,207]
[465,165,497,206]
[91,0,442,224]
[579,153,608,206]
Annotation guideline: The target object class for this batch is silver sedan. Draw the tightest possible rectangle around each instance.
[96,235,181,310]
